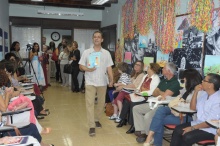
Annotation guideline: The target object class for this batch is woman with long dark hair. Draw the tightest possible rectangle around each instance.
[10,41,22,61]
[29,42,45,86]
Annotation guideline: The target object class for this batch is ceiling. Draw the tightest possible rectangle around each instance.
[9,0,118,10]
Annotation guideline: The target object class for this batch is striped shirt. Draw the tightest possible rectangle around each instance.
[118,73,131,85]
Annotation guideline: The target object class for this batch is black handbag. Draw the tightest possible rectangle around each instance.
[64,63,73,74]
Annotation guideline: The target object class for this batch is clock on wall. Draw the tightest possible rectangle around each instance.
[51,32,60,41]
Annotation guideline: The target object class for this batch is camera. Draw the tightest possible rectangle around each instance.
[26,44,33,51]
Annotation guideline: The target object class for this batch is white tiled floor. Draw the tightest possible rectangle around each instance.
[40,81,170,146]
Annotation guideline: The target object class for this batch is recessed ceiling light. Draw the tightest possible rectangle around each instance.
[91,0,109,5]
[37,10,84,16]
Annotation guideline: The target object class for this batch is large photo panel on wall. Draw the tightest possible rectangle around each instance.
[170,15,204,70]
[205,8,220,55]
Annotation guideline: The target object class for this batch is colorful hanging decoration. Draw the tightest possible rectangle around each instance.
[122,0,135,39]
[115,14,125,63]
[136,0,151,35]
[151,0,176,53]
[188,0,214,33]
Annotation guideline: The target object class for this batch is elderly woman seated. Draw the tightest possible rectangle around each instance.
[170,73,220,146]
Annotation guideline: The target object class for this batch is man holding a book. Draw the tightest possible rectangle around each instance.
[79,31,114,136]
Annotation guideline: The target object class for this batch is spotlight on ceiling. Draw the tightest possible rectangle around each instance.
[91,0,109,5]
[31,0,43,1]
[37,10,84,16]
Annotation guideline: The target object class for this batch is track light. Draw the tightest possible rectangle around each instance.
[37,10,84,16]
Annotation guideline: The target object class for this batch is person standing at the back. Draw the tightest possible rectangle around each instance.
[79,31,113,136]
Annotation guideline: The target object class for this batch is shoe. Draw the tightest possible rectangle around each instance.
[48,84,51,86]
[49,144,54,146]
[109,115,117,120]
[143,138,154,146]
[89,128,95,136]
[116,119,127,128]
[143,143,150,146]
[44,109,49,112]
[134,131,141,137]
[126,125,135,134]
[115,117,121,123]
[39,111,50,116]
[95,121,102,128]
[136,134,147,143]
[36,116,44,119]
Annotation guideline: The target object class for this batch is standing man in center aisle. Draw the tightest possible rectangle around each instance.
[79,31,114,136]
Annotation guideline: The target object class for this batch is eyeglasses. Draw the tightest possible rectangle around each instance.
[202,79,210,83]
[135,64,141,66]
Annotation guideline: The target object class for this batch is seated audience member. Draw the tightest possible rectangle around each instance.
[116,63,161,134]
[109,62,143,122]
[4,53,25,81]
[105,53,120,103]
[133,62,180,143]
[2,61,49,117]
[170,73,220,146]
[109,62,131,121]
[144,68,202,146]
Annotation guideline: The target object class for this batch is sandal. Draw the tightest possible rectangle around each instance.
[41,127,52,134]
[37,116,45,119]
[44,109,49,112]
[40,110,50,116]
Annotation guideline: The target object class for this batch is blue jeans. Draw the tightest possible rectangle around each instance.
[149,106,192,146]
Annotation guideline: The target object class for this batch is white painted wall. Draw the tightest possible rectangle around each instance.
[101,0,126,38]
[9,4,102,21]
[0,0,9,32]
[0,0,9,60]
[43,29,72,47]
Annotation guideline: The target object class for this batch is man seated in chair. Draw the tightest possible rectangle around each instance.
[133,62,180,143]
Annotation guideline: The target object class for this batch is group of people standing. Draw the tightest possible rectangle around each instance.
[9,38,83,93]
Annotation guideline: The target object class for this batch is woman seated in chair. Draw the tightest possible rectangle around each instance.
[116,63,161,135]
[170,73,220,146]
[143,68,202,146]
[2,60,49,117]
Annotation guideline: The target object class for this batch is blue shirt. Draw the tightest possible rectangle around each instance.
[191,90,220,135]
